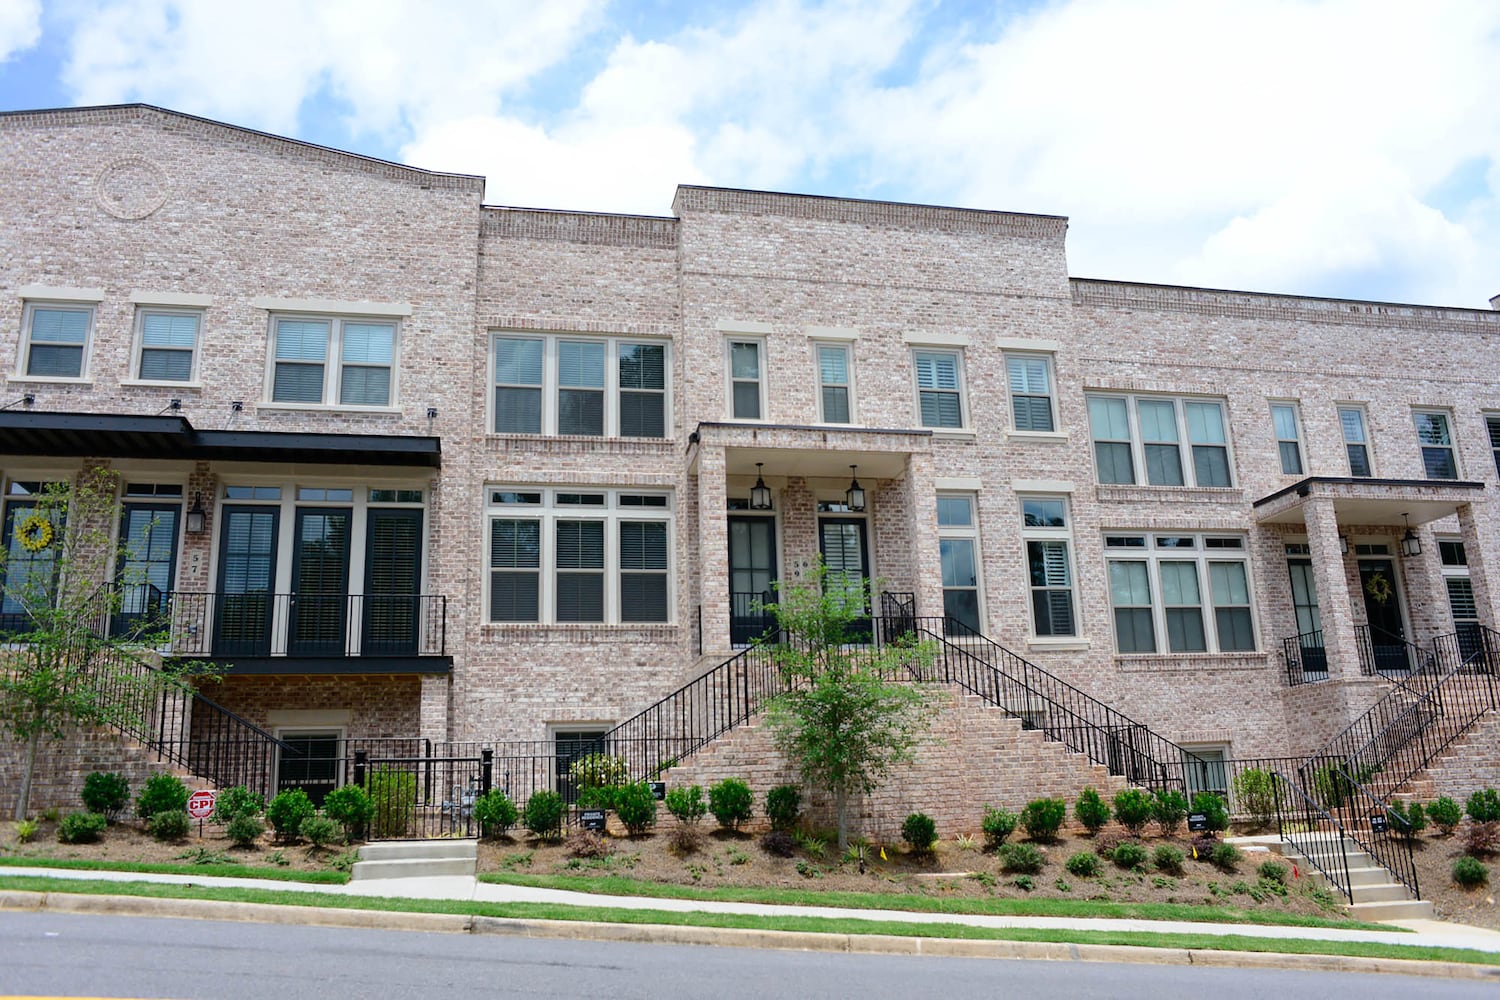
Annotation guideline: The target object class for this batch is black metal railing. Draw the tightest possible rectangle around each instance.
[166,592,447,659]
[1329,767,1419,899]
[1282,629,1329,686]
[1355,623,1436,675]
[353,748,489,840]
[1432,623,1500,675]
[729,590,777,646]
[1273,769,1354,904]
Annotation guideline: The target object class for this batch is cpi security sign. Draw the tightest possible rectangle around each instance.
[187,789,216,820]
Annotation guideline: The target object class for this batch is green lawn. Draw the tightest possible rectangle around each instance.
[0,856,350,884]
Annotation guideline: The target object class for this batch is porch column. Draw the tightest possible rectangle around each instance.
[1457,502,1500,630]
[903,452,944,621]
[1305,497,1360,680]
[419,674,449,745]
[697,444,730,651]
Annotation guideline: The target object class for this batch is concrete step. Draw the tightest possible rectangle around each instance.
[1351,882,1419,904]
[357,839,477,862]
[350,856,476,881]
[1349,898,1435,920]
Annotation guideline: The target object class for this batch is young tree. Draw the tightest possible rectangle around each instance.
[761,566,937,849]
[0,469,204,819]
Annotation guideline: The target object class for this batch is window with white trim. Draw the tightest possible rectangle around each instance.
[1487,415,1500,478]
[1021,497,1075,637]
[492,334,668,437]
[270,316,397,406]
[1413,409,1459,480]
[1087,394,1232,487]
[815,343,853,424]
[1339,406,1373,477]
[1006,355,1055,432]
[913,350,965,429]
[1270,402,1303,475]
[21,304,93,379]
[486,488,672,624]
[135,309,201,382]
[936,494,982,634]
[1105,533,1255,654]
[727,340,765,420]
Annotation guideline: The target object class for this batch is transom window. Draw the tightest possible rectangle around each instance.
[1339,406,1373,477]
[270,316,397,406]
[1088,394,1232,487]
[135,309,201,382]
[486,487,672,624]
[1413,410,1458,480]
[1021,497,1075,638]
[493,334,668,437]
[1105,533,1255,654]
[913,350,965,429]
[22,304,93,379]
[1270,403,1303,475]
[1006,355,1055,432]
[816,344,853,424]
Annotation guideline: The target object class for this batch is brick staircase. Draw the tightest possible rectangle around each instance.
[1399,708,1500,803]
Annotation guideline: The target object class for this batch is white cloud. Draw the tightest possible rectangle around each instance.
[0,0,41,64]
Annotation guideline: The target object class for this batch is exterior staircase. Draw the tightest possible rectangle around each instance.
[1265,833,1433,920]
[351,840,478,880]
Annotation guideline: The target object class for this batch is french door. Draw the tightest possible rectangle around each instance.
[364,508,422,655]
[215,506,279,656]
[289,507,351,657]
[819,517,870,639]
[113,502,180,639]
[728,515,777,645]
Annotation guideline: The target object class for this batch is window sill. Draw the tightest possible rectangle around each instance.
[1006,430,1069,444]
[1026,638,1090,652]
[258,401,402,415]
[481,622,680,642]
[930,429,977,441]
[1115,651,1267,672]
[1095,484,1244,503]
[486,434,676,454]
[120,379,204,389]
[7,375,92,385]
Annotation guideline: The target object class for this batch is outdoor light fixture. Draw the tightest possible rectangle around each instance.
[1339,535,1350,555]
[749,462,773,510]
[1399,513,1422,558]
[845,465,866,512]
[186,494,207,534]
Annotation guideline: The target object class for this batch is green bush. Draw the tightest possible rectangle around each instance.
[1064,851,1101,877]
[1111,841,1149,870]
[1466,788,1500,824]
[901,812,937,853]
[266,788,315,842]
[665,785,707,826]
[1231,768,1281,828]
[150,808,191,842]
[981,806,1017,849]
[1453,855,1490,888]
[1013,874,1034,891]
[225,813,265,847]
[322,785,376,840]
[300,813,340,849]
[569,752,629,789]
[81,772,130,821]
[211,785,264,825]
[1151,788,1188,836]
[135,773,188,821]
[368,767,417,839]
[614,782,658,835]
[1111,789,1154,837]
[1074,788,1110,835]
[14,819,39,843]
[58,811,107,844]
[1208,842,1242,871]
[576,785,621,811]
[1153,844,1186,875]
[998,841,1046,874]
[764,785,801,832]
[708,778,753,831]
[1019,797,1066,841]
[1427,796,1463,835]
[1257,860,1289,885]
[473,789,519,839]
[1387,800,1426,840]
[523,790,565,840]
[1190,792,1230,833]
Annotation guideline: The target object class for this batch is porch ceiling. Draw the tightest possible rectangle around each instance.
[1252,476,1486,526]
[724,446,912,479]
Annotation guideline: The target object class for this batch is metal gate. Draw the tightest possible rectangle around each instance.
[354,749,491,840]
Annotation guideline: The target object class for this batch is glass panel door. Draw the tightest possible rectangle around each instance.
[728,516,777,645]
[364,508,421,655]
[215,506,278,656]
[113,503,179,640]
[289,508,351,656]
[819,517,870,639]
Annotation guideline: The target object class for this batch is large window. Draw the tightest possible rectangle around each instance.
[1339,406,1373,477]
[487,488,672,624]
[936,494,982,634]
[1270,402,1303,475]
[913,350,965,429]
[1021,497,1075,637]
[21,304,92,379]
[1006,355,1055,432]
[1105,533,1255,654]
[271,316,397,406]
[727,340,765,420]
[492,334,667,437]
[1088,395,1232,487]
[1413,410,1459,480]
[816,343,853,424]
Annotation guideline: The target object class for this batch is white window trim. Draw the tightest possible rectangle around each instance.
[1105,532,1258,655]
[16,301,95,382]
[1019,495,1076,641]
[937,492,984,632]
[1087,392,1235,488]
[1413,407,1461,480]
[724,337,768,422]
[1338,404,1375,477]
[489,332,672,438]
[812,340,856,425]
[911,347,969,431]
[130,306,203,386]
[1269,400,1305,476]
[264,313,401,409]
[1005,351,1058,434]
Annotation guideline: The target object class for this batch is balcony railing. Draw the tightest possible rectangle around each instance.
[167,592,447,659]
[1281,628,1329,686]
[1355,623,1436,676]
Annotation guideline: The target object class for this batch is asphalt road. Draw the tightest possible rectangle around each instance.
[1,911,1496,1000]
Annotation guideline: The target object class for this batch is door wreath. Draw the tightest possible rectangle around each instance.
[16,514,54,552]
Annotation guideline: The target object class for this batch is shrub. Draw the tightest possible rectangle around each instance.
[1231,768,1281,829]
[322,785,375,840]
[14,819,39,843]
[1387,800,1426,841]
[1190,792,1230,833]
[150,808,191,842]
[1152,788,1188,836]
[565,829,612,858]
[1153,844,1186,875]
[211,785,264,825]
[1453,855,1490,888]
[58,811,107,844]
[1208,842,1242,871]
[998,842,1045,874]
[901,812,937,853]
[1257,860,1289,885]
[473,790,519,839]
[1065,851,1101,877]
[665,785,707,826]
[708,778,753,831]
[1074,788,1110,835]
[760,829,796,857]
[1019,797,1066,841]
[1466,788,1500,824]
[614,782,658,835]
[669,824,702,853]
[764,785,801,832]
[1427,796,1463,835]
[81,772,130,821]
[1111,841,1149,870]
[266,789,315,842]
[225,813,265,847]
[1461,821,1500,856]
[1013,875,1034,891]
[576,785,620,811]
[569,752,629,790]
[135,773,188,821]
[523,790,565,840]
[300,813,340,849]
[981,806,1017,849]
[1111,789,1154,837]
[368,767,417,839]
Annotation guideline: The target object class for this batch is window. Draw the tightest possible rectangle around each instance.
[816,344,853,424]
[1006,355,1055,432]
[936,494,982,634]
[1021,497,1075,637]
[1184,745,1229,797]
[1,481,65,630]
[133,309,201,382]
[1339,406,1372,477]
[1439,539,1482,659]
[1414,410,1458,479]
[728,340,764,419]
[21,304,92,379]
[270,316,396,406]
[1270,403,1303,475]
[914,350,964,428]
[1105,533,1255,653]
[493,334,667,437]
[1087,395,1233,487]
[486,488,672,624]
[1488,415,1500,478]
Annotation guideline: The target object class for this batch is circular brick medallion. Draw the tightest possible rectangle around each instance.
[95,156,169,220]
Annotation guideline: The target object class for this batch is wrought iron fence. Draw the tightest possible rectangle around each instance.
[165,592,447,658]
[1281,629,1329,686]
[1273,769,1354,904]
[1354,624,1436,676]
[353,749,487,840]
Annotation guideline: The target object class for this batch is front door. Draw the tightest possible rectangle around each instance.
[289,508,351,657]
[1359,557,1410,670]
[1286,558,1326,675]
[215,505,279,656]
[364,508,422,655]
[113,503,179,640]
[728,515,777,645]
[819,517,870,639]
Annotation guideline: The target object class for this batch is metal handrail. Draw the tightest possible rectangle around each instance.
[1273,769,1354,904]
[1331,767,1419,899]
[1281,628,1329,686]
[1354,623,1436,676]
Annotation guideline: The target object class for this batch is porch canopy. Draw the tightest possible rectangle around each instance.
[693,421,931,483]
[1251,476,1485,526]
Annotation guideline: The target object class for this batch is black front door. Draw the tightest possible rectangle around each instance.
[113,503,179,640]
[364,508,422,655]
[728,515,777,645]
[1286,558,1326,675]
[1360,558,1410,670]
[289,507,351,657]
[819,517,870,639]
[215,505,278,656]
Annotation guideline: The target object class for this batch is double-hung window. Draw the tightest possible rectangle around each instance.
[1270,403,1303,475]
[936,494,982,634]
[816,344,853,424]
[1105,534,1255,654]
[136,309,201,382]
[914,350,965,429]
[728,340,764,419]
[270,316,396,406]
[1439,539,1483,661]
[1340,406,1373,476]
[486,488,672,624]
[1006,355,1055,432]
[494,334,668,437]
[22,304,93,379]
[1021,497,1075,637]
[1087,394,1233,487]
[1413,410,1459,479]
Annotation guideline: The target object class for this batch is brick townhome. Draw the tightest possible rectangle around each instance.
[3,104,1498,831]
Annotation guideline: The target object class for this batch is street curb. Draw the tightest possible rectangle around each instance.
[4,890,1499,981]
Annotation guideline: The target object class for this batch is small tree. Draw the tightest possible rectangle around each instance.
[762,566,936,849]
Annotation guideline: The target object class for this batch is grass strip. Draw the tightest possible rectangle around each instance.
[479,871,1393,932]
[0,856,349,884]
[0,874,1489,967]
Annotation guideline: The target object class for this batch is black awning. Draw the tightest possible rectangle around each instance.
[0,411,440,468]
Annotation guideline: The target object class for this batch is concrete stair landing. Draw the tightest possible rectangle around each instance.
[351,840,478,881]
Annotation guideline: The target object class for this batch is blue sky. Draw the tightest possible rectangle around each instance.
[2,0,1498,307]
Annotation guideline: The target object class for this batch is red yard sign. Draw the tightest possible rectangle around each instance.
[187,789,216,820]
